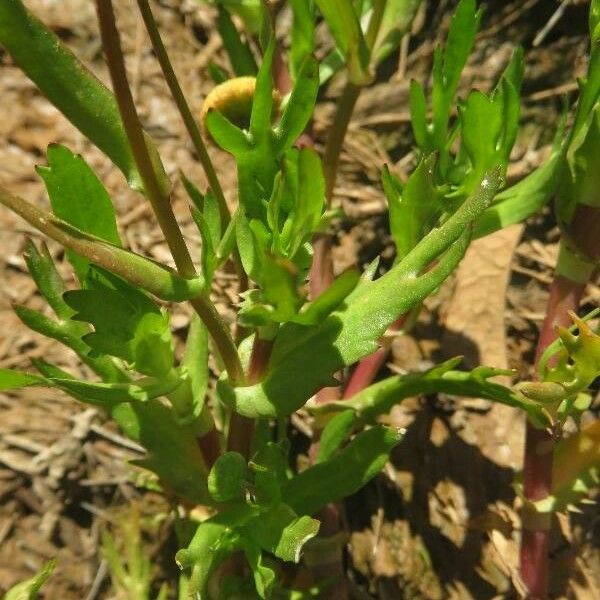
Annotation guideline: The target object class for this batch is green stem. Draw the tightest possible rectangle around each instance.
[95,0,243,385]
[135,0,230,226]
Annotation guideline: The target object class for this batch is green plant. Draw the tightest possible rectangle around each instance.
[0,0,599,598]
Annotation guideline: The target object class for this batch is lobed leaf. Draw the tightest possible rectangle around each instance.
[221,171,500,417]
[318,359,550,429]
[36,144,121,281]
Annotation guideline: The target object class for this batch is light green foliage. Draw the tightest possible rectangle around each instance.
[410,0,481,169]
[101,509,168,600]
[223,171,500,417]
[0,369,47,391]
[374,0,422,62]
[318,358,549,429]
[2,560,55,600]
[206,42,319,219]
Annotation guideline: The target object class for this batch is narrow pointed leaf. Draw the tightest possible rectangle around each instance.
[0,0,141,188]
[283,426,402,515]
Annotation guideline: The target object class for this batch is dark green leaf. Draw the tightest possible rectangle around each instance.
[64,270,174,376]
[0,0,140,188]
[208,452,247,503]
[315,410,358,463]
[243,504,319,563]
[112,399,210,503]
[51,376,182,406]
[217,6,257,76]
[283,426,401,515]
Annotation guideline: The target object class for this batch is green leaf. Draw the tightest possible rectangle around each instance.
[320,358,550,428]
[283,426,402,515]
[3,560,55,600]
[221,171,500,417]
[208,452,247,502]
[250,442,289,507]
[0,0,140,189]
[217,6,257,76]
[183,314,210,417]
[176,506,257,596]
[314,0,370,84]
[373,0,422,63]
[13,304,124,383]
[112,399,210,503]
[36,144,121,281]
[243,542,276,599]
[243,504,320,563]
[458,48,523,192]
[316,410,359,463]
[23,240,70,319]
[384,156,442,261]
[205,109,250,155]
[0,369,47,391]
[409,79,428,149]
[64,272,174,377]
[275,57,320,152]
[294,269,360,325]
[429,0,481,162]
[250,40,276,141]
[51,376,182,406]
[289,0,316,80]
[473,151,563,239]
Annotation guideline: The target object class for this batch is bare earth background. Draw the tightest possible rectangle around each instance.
[0,1,599,598]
